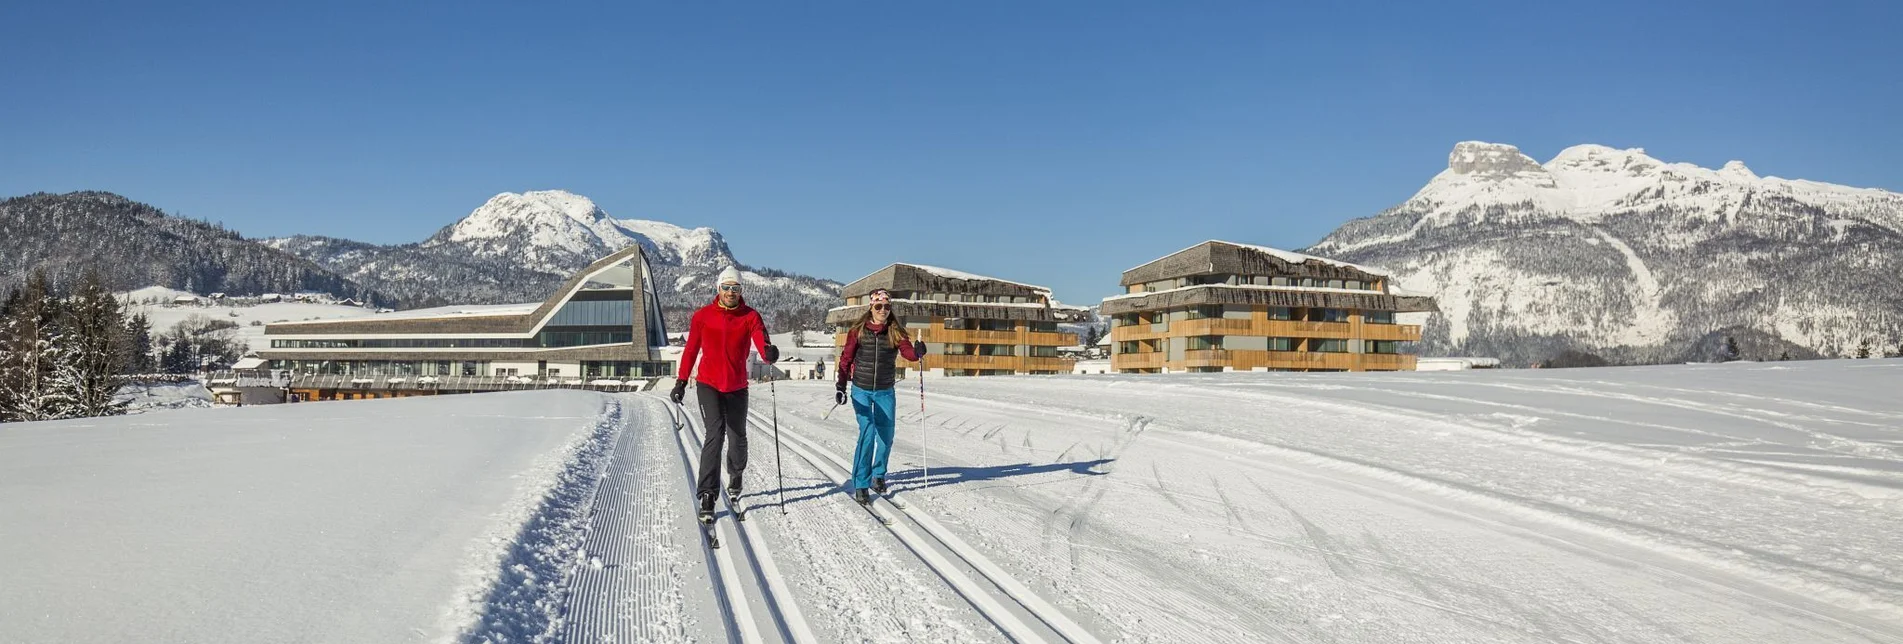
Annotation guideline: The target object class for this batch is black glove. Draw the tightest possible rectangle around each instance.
[763,344,780,363]
[670,379,688,404]
[913,340,928,356]
[835,380,847,405]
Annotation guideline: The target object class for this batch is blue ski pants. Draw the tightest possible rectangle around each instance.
[849,384,897,490]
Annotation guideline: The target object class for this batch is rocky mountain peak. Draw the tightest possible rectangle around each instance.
[1309,141,1903,365]
[1447,141,1546,177]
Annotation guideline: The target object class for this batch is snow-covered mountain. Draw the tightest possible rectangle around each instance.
[1307,142,1903,365]
[269,190,840,330]
[0,192,388,304]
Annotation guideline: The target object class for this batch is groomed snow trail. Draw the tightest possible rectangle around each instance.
[673,391,1010,644]
[759,407,1090,643]
[553,395,724,643]
[765,360,1903,643]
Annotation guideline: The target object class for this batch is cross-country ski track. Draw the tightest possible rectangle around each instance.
[10,362,1898,642]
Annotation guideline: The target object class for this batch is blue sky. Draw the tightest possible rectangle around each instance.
[3,1,1898,303]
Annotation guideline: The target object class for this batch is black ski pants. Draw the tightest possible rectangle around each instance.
[695,383,749,503]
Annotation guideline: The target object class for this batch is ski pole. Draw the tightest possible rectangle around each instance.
[918,354,928,489]
[772,373,785,515]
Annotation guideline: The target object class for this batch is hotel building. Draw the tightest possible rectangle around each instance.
[828,264,1089,376]
[1104,241,1437,373]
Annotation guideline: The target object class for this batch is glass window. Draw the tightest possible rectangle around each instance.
[1364,310,1395,324]
[1272,277,1291,286]
[1314,339,1348,353]
[1367,340,1400,354]
[977,319,1017,332]
[1268,337,1296,352]
[1027,321,1058,332]
[1313,308,1349,323]
[1185,305,1221,320]
[1028,345,1059,358]
[1188,336,1222,350]
[1267,307,1293,321]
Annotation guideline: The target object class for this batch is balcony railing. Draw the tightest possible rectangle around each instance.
[285,373,663,393]
[1112,352,1165,370]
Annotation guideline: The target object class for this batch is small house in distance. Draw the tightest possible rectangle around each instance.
[828,264,1090,377]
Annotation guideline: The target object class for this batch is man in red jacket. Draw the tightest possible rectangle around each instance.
[672,266,779,522]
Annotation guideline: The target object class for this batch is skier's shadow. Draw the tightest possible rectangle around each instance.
[755,458,1114,511]
[887,458,1114,494]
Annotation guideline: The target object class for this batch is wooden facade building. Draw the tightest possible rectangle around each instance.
[1103,241,1438,373]
[826,264,1089,377]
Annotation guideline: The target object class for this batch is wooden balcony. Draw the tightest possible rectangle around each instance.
[931,354,1012,370]
[1357,353,1416,370]
[918,328,1020,343]
[1111,324,1168,342]
[1359,324,1422,342]
[1026,331,1078,347]
[1112,352,1165,371]
[1019,357,1075,372]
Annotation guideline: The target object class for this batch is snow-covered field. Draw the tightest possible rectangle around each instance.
[128,297,377,353]
[5,359,1900,643]
[763,359,1903,642]
[0,391,620,643]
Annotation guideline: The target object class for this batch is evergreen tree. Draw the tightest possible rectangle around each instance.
[160,340,194,375]
[0,272,67,422]
[1778,350,1791,361]
[124,313,155,374]
[1720,336,1740,362]
[1856,339,1873,359]
[60,270,131,417]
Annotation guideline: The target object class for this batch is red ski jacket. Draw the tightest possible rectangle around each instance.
[677,295,769,393]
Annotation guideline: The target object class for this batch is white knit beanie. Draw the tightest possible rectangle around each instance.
[718,266,742,286]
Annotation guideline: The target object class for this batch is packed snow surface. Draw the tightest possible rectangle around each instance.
[0,390,618,643]
[7,360,1902,643]
[767,359,1903,642]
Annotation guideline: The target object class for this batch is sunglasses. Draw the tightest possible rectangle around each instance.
[719,284,742,292]
[871,303,889,311]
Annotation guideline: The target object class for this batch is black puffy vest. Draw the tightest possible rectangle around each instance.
[852,328,899,391]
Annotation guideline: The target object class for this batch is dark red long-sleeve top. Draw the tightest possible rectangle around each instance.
[677,295,769,393]
[836,322,921,388]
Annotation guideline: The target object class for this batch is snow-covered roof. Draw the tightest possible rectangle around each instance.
[827,297,1088,313]
[283,302,541,325]
[1101,282,1402,303]
[230,357,267,370]
[898,263,1046,292]
[1123,240,1391,278]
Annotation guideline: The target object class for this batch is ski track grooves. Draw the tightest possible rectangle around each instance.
[463,398,624,644]
[669,397,821,644]
[756,408,1105,644]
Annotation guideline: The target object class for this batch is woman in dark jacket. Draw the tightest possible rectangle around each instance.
[835,288,925,504]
